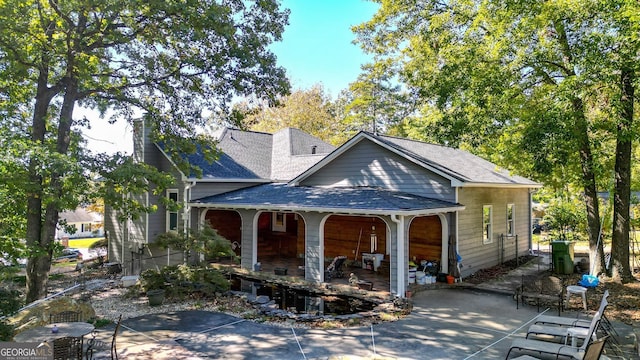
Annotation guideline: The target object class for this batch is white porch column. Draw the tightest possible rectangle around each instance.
[391,214,406,298]
[297,212,326,283]
[235,209,258,271]
[438,213,450,274]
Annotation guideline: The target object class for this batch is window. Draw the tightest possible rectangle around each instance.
[81,223,93,232]
[272,212,286,232]
[507,204,515,236]
[483,205,493,244]
[167,189,179,232]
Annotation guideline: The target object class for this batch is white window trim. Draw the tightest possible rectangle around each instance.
[166,189,179,232]
[483,205,493,244]
[272,212,286,232]
[507,203,515,236]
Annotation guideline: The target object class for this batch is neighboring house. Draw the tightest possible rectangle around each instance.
[105,121,541,298]
[57,208,104,241]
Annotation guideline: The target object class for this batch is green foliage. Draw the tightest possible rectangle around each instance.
[140,265,230,300]
[342,60,414,137]
[198,225,237,261]
[156,224,237,264]
[353,0,639,186]
[228,84,344,146]
[0,0,290,301]
[89,238,108,250]
[543,197,587,241]
[0,288,22,317]
[0,288,22,341]
[354,0,640,278]
[88,318,113,329]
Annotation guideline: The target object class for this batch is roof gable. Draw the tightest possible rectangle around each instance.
[376,134,539,186]
[291,132,540,188]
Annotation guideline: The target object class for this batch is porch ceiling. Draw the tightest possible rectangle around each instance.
[190,183,465,216]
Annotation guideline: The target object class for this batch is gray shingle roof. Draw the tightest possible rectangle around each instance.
[213,128,273,179]
[164,128,334,181]
[59,208,102,223]
[191,183,464,215]
[374,133,539,186]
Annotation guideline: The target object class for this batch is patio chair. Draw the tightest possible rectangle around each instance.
[325,256,347,281]
[533,290,609,328]
[50,310,81,324]
[85,314,122,360]
[53,336,83,360]
[509,336,608,360]
[526,292,608,344]
[505,308,602,359]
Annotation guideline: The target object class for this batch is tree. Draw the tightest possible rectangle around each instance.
[343,60,414,136]
[610,8,638,280]
[234,84,344,145]
[354,0,639,281]
[0,0,290,302]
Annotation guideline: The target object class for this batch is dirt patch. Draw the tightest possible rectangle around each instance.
[564,274,640,326]
[463,255,536,284]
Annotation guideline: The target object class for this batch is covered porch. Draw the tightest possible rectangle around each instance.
[191,183,465,298]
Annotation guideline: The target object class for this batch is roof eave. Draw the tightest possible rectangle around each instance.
[186,178,271,183]
[457,182,543,189]
[187,202,466,216]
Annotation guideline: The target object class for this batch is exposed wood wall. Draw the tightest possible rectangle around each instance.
[408,216,442,264]
[256,212,299,258]
[324,215,387,261]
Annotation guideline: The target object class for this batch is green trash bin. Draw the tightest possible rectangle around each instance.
[551,241,575,274]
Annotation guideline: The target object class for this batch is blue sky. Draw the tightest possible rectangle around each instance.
[271,0,379,97]
[85,1,379,154]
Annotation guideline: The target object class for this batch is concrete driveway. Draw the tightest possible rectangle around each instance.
[98,288,569,359]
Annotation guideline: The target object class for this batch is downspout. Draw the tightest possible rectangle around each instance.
[182,181,196,264]
[122,193,127,267]
[390,213,406,298]
[455,187,461,280]
[528,188,535,252]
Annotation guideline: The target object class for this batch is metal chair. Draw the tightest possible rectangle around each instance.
[85,314,122,360]
[53,336,83,360]
[50,310,81,324]
[324,256,347,281]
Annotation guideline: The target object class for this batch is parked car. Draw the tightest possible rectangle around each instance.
[0,253,26,267]
[55,248,83,262]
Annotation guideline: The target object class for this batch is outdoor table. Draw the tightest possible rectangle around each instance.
[13,322,95,343]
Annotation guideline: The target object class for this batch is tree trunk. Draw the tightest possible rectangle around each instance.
[25,72,78,303]
[553,21,604,275]
[610,66,634,283]
[571,97,604,275]
[25,65,58,302]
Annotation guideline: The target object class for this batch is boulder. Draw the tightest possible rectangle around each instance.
[8,296,95,335]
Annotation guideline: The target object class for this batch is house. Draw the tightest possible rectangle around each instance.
[105,121,541,298]
[57,207,104,245]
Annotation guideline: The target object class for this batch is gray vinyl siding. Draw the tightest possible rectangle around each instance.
[190,182,260,201]
[300,140,455,201]
[104,205,123,263]
[456,187,531,278]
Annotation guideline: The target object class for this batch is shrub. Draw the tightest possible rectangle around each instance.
[139,265,230,300]
[0,288,21,341]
